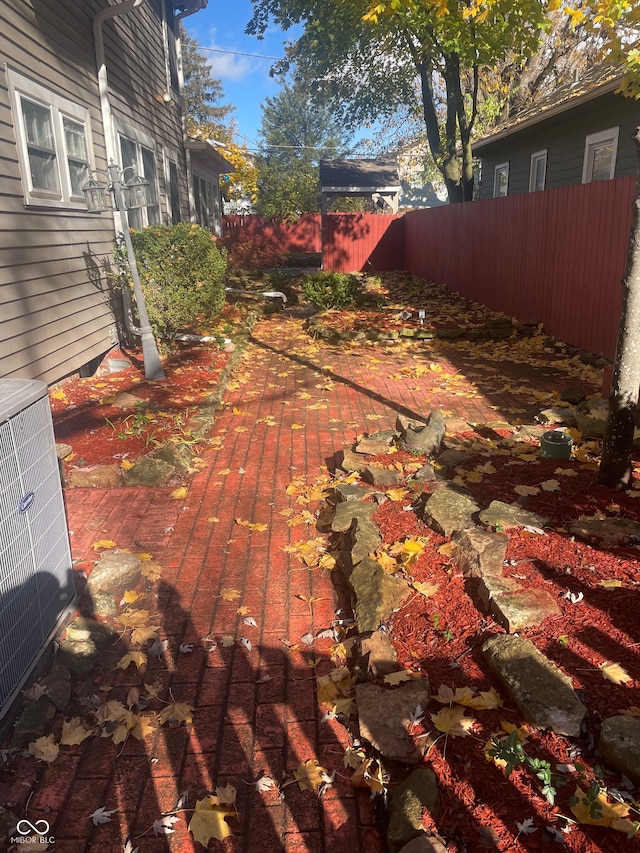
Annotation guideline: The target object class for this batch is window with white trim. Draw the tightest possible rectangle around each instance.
[192,174,220,231]
[166,157,181,225]
[529,150,547,192]
[493,162,509,198]
[8,69,92,208]
[582,127,619,183]
[118,129,161,229]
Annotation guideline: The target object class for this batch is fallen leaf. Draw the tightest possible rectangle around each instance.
[96,700,128,724]
[60,718,93,746]
[130,625,160,645]
[600,579,623,589]
[220,635,235,647]
[215,783,237,804]
[208,516,220,523]
[514,484,540,496]
[90,806,116,826]
[386,488,408,501]
[291,423,305,430]
[570,786,630,827]
[122,589,143,605]
[430,705,475,737]
[294,759,327,792]
[158,701,194,726]
[153,815,180,836]
[383,670,418,685]
[170,487,188,500]
[221,588,241,601]
[117,651,148,672]
[188,796,234,845]
[540,479,561,492]
[140,561,163,581]
[118,609,151,628]
[28,734,59,763]
[92,539,117,551]
[599,661,632,684]
[410,581,439,598]
[254,775,276,793]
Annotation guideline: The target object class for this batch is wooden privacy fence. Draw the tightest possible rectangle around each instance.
[221,214,321,255]
[320,178,635,361]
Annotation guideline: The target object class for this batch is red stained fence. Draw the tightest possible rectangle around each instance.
[403,178,635,361]
[321,213,405,273]
[221,214,321,254]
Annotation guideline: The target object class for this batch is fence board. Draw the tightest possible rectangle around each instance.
[322,214,404,272]
[221,214,321,256]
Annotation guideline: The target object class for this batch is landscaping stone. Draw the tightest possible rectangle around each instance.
[86,590,118,617]
[598,715,640,785]
[39,659,71,711]
[538,406,576,425]
[55,443,73,460]
[68,464,121,488]
[397,837,448,853]
[112,391,143,409]
[560,386,587,406]
[355,438,394,456]
[65,616,115,649]
[87,549,142,592]
[474,574,523,612]
[355,680,432,765]
[333,483,374,502]
[350,557,410,633]
[569,516,640,547]
[368,429,400,444]
[123,456,176,486]
[387,768,440,852]
[483,634,587,736]
[451,528,508,577]
[400,411,446,455]
[336,447,369,472]
[435,449,473,469]
[56,639,99,675]
[359,630,399,678]
[411,463,437,482]
[11,698,57,747]
[490,588,561,633]
[574,398,609,437]
[422,485,480,537]
[348,518,383,565]
[479,500,548,530]
[362,466,404,487]
[331,500,378,533]
[153,443,193,473]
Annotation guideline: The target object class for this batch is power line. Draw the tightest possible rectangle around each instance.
[197,45,284,61]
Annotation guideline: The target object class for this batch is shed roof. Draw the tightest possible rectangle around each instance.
[472,65,624,153]
[319,158,400,192]
[187,139,235,174]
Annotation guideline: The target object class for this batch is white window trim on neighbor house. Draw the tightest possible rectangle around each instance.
[493,162,509,198]
[582,126,619,183]
[8,68,93,209]
[117,122,161,228]
[529,149,547,192]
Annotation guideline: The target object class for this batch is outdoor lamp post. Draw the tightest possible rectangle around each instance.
[82,161,166,381]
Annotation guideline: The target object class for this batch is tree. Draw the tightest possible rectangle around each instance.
[255,77,353,218]
[248,0,553,202]
[180,28,258,204]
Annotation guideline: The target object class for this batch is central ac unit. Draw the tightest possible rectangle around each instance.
[0,379,75,719]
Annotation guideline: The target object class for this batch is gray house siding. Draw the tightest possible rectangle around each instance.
[0,0,196,386]
[476,92,639,200]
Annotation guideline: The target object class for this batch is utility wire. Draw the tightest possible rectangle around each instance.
[196,45,284,60]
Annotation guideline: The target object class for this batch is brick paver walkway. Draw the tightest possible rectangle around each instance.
[44,313,601,852]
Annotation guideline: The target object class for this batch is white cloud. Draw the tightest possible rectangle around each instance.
[201,27,258,82]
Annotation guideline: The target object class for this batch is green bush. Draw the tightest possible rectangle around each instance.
[118,223,227,343]
[300,271,360,309]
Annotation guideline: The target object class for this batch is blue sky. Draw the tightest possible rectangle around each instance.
[184,1,296,149]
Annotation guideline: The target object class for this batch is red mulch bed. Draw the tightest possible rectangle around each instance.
[367,447,640,852]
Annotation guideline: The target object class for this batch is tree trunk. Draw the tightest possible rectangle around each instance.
[599,126,640,488]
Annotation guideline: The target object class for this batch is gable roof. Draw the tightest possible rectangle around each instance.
[319,158,400,192]
[473,65,624,153]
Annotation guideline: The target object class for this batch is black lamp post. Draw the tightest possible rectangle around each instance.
[82,161,165,381]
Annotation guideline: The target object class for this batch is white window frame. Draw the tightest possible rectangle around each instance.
[582,126,619,183]
[117,122,161,228]
[529,149,547,192]
[163,148,181,225]
[493,162,509,198]
[7,68,94,209]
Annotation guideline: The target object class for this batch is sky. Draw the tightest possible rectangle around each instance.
[183,1,297,150]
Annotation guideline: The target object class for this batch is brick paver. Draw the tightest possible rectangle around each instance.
[49,313,601,852]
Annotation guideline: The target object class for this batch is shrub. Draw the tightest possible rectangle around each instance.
[300,271,360,309]
[118,223,227,343]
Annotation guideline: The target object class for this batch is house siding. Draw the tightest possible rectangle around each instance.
[476,92,639,200]
[0,0,193,385]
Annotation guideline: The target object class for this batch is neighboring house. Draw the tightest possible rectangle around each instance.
[472,66,639,200]
[1,0,231,386]
[319,159,401,214]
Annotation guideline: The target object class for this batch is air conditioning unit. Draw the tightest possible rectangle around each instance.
[0,379,75,719]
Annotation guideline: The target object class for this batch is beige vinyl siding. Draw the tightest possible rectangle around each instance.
[0,0,193,385]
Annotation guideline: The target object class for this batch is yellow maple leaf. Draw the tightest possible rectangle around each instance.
[570,786,630,827]
[540,479,561,492]
[468,688,503,710]
[130,714,156,741]
[171,486,188,500]
[555,467,578,477]
[120,459,135,471]
[92,539,117,551]
[117,651,148,672]
[514,484,540,496]
[50,389,68,402]
[60,718,93,746]
[122,589,143,604]
[158,701,193,726]
[294,759,328,792]
[411,581,439,598]
[386,488,408,501]
[291,423,305,430]
[438,541,457,558]
[236,605,250,616]
[599,661,632,684]
[207,516,220,523]
[189,796,234,845]
[383,670,418,685]
[221,588,241,602]
[430,706,475,737]
[29,734,59,763]
[135,552,153,562]
[141,561,163,581]
[351,757,385,792]
[96,700,128,724]
[118,609,151,628]
[217,468,231,476]
[600,579,623,589]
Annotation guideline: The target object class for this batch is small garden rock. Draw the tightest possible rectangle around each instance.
[87,549,142,593]
[478,500,548,530]
[422,485,480,537]
[359,630,399,677]
[68,464,121,488]
[387,767,440,852]
[350,557,410,633]
[599,715,640,785]
[331,500,377,533]
[569,516,640,546]
[123,456,175,486]
[355,680,432,765]
[362,466,404,487]
[451,528,508,577]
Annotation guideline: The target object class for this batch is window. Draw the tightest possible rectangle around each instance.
[582,127,619,183]
[493,163,509,198]
[193,174,220,231]
[163,0,180,94]
[166,158,181,225]
[529,150,547,192]
[8,69,92,208]
[118,129,161,228]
